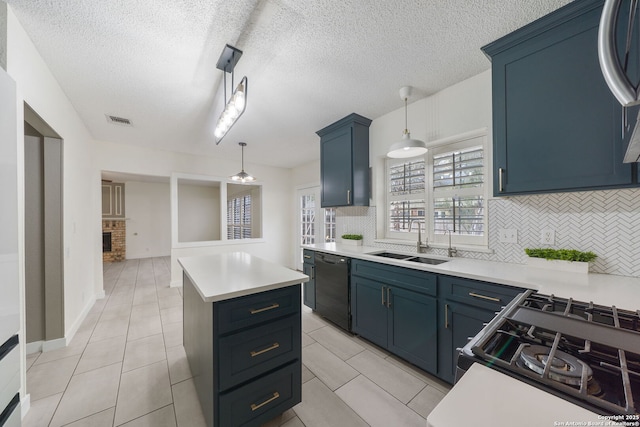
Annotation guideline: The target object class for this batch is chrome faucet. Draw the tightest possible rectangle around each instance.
[446,230,458,258]
[409,220,428,253]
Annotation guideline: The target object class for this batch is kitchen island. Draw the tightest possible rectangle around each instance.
[178,252,308,427]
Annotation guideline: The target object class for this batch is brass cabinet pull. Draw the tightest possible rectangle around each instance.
[250,391,280,411]
[250,342,280,357]
[469,292,501,303]
[498,168,504,192]
[303,255,311,259]
[249,303,280,314]
[381,286,386,306]
[445,304,449,329]
[386,287,391,308]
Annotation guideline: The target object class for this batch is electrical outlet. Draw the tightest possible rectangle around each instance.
[540,229,555,245]
[498,228,518,243]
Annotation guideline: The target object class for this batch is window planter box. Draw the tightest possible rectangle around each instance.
[341,239,363,246]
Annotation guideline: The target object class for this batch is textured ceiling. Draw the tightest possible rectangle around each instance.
[8,0,572,169]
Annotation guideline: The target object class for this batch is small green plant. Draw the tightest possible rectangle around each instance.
[524,248,597,263]
[341,234,363,240]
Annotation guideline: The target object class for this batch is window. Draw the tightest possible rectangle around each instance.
[300,193,316,245]
[387,159,425,239]
[324,208,336,242]
[227,194,252,239]
[386,131,487,247]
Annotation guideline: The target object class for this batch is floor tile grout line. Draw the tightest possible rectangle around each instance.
[112,259,141,426]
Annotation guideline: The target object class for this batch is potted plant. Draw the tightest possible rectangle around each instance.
[524,248,597,274]
[341,234,363,246]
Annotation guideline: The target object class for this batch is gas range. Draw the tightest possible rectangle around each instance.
[457,290,640,416]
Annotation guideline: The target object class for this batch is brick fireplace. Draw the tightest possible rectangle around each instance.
[102,220,125,262]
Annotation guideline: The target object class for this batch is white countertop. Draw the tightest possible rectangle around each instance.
[426,364,602,427]
[304,243,640,310]
[178,252,309,302]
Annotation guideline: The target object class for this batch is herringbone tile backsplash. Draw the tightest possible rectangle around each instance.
[335,188,640,277]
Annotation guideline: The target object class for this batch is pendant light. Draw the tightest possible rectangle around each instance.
[230,142,256,183]
[387,86,428,158]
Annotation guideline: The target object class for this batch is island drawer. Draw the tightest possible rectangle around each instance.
[440,275,524,310]
[218,314,301,391]
[218,361,301,427]
[216,285,301,334]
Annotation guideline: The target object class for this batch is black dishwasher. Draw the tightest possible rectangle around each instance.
[314,252,351,331]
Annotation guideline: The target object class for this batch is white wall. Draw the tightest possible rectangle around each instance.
[7,6,100,406]
[7,7,99,338]
[125,181,171,259]
[177,183,220,242]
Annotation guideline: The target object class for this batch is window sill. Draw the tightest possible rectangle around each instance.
[373,239,493,254]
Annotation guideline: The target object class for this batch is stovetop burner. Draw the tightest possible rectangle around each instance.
[460,290,640,416]
[519,345,592,385]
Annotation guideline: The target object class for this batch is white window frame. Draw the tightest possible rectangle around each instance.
[227,191,252,240]
[385,129,489,248]
[386,157,426,240]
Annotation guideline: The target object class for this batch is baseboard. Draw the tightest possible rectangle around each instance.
[25,341,42,355]
[170,279,182,288]
[64,292,97,346]
[95,289,106,299]
[21,394,30,418]
[42,337,66,352]
[26,336,67,354]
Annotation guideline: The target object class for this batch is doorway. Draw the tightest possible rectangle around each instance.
[24,104,64,352]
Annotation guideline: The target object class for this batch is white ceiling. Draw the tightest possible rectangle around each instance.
[8,0,572,169]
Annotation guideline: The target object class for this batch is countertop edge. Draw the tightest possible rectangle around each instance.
[303,243,640,309]
[178,253,308,303]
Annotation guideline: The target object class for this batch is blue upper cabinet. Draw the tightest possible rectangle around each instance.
[317,113,372,207]
[483,0,639,196]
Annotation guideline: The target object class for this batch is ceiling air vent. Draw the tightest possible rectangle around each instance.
[105,114,133,127]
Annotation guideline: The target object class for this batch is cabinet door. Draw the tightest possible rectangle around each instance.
[320,127,352,207]
[438,301,496,384]
[387,286,437,374]
[350,276,387,348]
[490,3,636,195]
[302,263,315,310]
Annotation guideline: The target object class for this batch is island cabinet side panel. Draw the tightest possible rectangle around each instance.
[183,272,215,427]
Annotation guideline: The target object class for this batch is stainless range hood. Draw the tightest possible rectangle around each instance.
[598,0,640,162]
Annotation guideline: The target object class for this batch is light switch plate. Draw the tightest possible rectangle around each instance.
[498,228,518,243]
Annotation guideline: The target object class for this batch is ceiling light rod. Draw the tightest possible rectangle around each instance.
[387,86,428,158]
[214,44,248,145]
[230,142,256,183]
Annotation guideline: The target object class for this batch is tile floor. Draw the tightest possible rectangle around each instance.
[23,257,450,427]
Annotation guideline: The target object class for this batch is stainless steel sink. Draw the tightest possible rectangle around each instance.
[405,256,448,265]
[371,252,413,260]
[371,252,448,265]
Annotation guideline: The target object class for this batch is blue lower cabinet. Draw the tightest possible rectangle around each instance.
[437,300,496,384]
[351,273,438,375]
[183,274,302,427]
[351,276,389,349]
[302,262,315,310]
[388,287,437,374]
[218,362,301,427]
